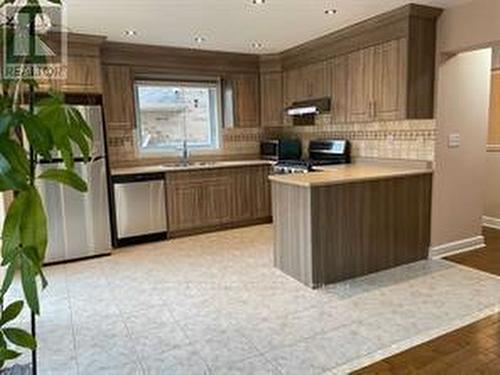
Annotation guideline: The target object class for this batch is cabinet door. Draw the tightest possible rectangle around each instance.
[347,47,375,122]
[37,55,102,94]
[302,61,330,99]
[231,166,271,221]
[167,177,232,232]
[64,55,103,93]
[284,68,303,106]
[373,39,407,121]
[102,65,135,130]
[331,55,348,124]
[260,72,283,127]
[233,73,260,128]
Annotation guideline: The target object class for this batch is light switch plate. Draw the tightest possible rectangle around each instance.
[448,133,461,148]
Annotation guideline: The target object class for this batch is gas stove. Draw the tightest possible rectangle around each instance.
[272,160,315,174]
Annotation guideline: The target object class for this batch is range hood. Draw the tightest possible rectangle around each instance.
[286,97,331,116]
[285,97,331,126]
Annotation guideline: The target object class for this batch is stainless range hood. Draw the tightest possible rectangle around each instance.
[285,97,331,125]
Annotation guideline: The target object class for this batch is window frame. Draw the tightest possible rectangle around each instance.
[133,78,223,156]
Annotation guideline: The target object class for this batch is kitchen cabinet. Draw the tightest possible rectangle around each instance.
[226,73,260,128]
[167,176,232,232]
[260,72,283,127]
[102,65,135,130]
[346,47,375,122]
[283,68,302,107]
[372,39,407,121]
[301,61,330,100]
[166,165,272,236]
[284,62,330,105]
[330,55,349,124]
[347,39,407,122]
[37,35,105,94]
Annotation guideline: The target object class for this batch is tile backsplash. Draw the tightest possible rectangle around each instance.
[107,117,436,168]
[263,116,436,161]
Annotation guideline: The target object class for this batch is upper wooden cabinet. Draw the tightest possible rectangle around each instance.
[275,4,441,122]
[227,73,260,128]
[38,34,105,94]
[301,61,331,100]
[283,61,330,106]
[346,39,407,122]
[260,72,283,127]
[346,47,375,123]
[102,65,135,130]
[372,39,407,121]
[284,68,302,107]
[330,55,349,124]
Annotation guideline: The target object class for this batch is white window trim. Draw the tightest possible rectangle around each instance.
[133,78,223,157]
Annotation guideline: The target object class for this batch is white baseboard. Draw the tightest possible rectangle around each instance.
[482,216,500,230]
[429,236,485,259]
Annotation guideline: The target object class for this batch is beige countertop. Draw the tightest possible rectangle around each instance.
[111,160,273,176]
[269,164,433,187]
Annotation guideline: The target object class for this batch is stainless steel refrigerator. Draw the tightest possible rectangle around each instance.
[36,105,112,263]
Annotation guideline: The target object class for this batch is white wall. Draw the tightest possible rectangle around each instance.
[438,0,500,54]
[431,49,492,247]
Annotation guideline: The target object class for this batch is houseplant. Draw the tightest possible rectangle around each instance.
[0,0,93,372]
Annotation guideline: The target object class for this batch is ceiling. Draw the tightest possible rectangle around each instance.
[64,0,469,54]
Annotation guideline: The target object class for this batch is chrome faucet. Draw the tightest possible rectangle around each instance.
[180,140,189,166]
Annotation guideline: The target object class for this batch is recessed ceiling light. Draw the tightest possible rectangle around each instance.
[194,36,206,43]
[124,30,137,37]
[252,42,263,49]
[324,9,337,15]
[252,0,265,4]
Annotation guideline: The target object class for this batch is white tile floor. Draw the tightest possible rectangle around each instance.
[6,225,500,374]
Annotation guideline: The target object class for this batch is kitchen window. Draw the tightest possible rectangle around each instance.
[134,80,221,154]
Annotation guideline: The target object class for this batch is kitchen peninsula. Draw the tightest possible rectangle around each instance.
[270,164,433,288]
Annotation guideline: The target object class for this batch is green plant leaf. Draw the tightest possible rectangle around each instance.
[1,192,26,261]
[0,301,23,327]
[20,111,53,159]
[46,0,61,4]
[21,246,47,289]
[0,154,28,192]
[3,328,36,350]
[38,168,87,192]
[36,95,93,168]
[1,247,20,266]
[0,348,20,361]
[0,262,17,299]
[0,113,14,135]
[20,258,39,315]
[20,187,47,261]
[0,138,29,176]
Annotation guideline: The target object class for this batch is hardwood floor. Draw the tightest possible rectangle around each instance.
[352,227,500,374]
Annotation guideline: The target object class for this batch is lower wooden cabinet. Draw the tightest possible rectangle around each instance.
[166,165,272,236]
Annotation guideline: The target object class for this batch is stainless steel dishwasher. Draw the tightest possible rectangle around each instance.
[111,172,167,247]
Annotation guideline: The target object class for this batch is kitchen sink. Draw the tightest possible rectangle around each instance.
[163,161,218,168]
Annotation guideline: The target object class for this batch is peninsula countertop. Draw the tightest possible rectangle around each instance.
[268,163,433,187]
[111,160,273,176]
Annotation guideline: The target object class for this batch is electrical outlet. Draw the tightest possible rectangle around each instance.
[448,133,461,148]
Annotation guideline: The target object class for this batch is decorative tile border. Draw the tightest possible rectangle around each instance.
[262,118,437,161]
[107,119,437,166]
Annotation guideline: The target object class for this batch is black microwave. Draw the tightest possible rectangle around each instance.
[260,139,302,161]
